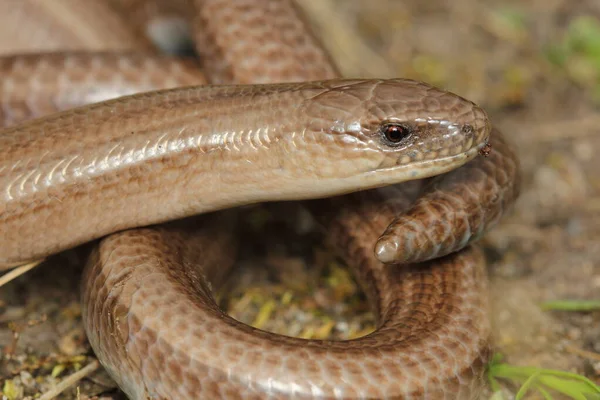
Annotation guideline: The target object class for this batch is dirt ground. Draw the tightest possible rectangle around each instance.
[1,0,599,399]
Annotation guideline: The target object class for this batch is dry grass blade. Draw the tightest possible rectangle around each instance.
[0,260,44,288]
[37,359,100,400]
[297,0,397,78]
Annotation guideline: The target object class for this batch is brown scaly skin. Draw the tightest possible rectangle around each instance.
[0,0,520,398]
[0,53,206,127]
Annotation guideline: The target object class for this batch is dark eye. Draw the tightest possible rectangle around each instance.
[462,124,474,134]
[380,123,411,145]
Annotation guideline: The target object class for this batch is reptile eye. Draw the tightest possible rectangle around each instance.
[380,123,411,145]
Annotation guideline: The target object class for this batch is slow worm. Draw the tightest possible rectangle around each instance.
[0,0,521,398]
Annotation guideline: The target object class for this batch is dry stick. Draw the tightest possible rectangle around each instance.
[0,260,44,287]
[38,359,101,400]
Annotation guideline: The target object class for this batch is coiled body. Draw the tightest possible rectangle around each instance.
[0,1,520,398]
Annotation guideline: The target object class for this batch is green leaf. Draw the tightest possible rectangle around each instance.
[540,300,600,311]
[487,353,600,399]
[515,371,542,399]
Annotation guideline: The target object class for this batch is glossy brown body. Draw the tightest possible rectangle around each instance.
[0,0,520,399]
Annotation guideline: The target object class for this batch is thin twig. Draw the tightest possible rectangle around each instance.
[38,359,101,400]
[564,343,600,362]
[0,260,44,288]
